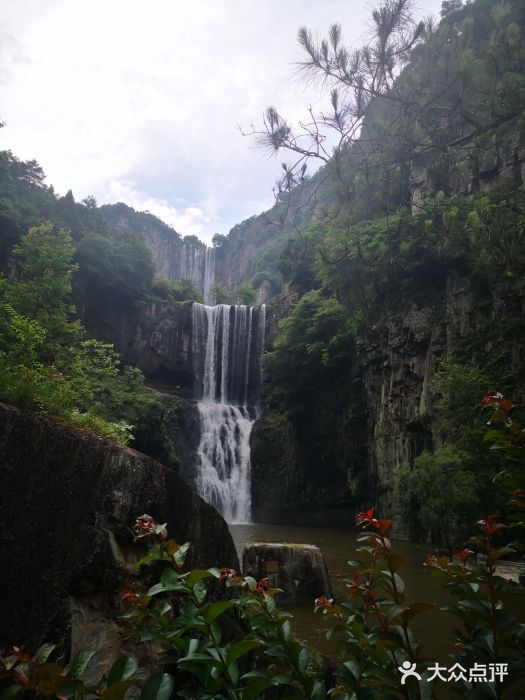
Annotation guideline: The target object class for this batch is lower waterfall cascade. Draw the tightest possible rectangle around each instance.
[191,302,266,523]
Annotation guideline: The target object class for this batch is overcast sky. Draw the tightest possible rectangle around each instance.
[0,0,443,244]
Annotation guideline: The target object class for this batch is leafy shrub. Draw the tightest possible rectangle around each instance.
[234,283,256,306]
[0,224,154,444]
[151,278,203,303]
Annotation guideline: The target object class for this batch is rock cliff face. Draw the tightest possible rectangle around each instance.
[250,353,368,526]
[100,203,184,281]
[411,126,525,209]
[87,301,195,393]
[355,271,524,534]
[0,403,238,671]
[214,172,333,292]
[250,272,525,530]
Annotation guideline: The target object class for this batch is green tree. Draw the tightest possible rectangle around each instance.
[264,290,357,407]
[396,445,479,550]
[211,283,232,305]
[152,277,203,303]
[6,223,82,355]
[0,223,151,443]
[440,0,463,17]
[234,282,256,305]
[74,230,155,319]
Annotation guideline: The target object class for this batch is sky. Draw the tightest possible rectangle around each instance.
[0,0,443,244]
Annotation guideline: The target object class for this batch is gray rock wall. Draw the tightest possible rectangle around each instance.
[0,403,238,666]
[86,301,195,393]
[411,124,525,208]
[360,273,524,535]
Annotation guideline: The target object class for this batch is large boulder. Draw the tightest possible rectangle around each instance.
[242,542,332,605]
[0,403,238,673]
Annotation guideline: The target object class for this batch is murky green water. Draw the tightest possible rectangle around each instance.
[230,522,454,662]
[229,523,525,698]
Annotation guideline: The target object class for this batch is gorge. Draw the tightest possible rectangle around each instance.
[1,0,524,694]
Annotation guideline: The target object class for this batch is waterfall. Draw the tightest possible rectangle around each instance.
[179,244,215,304]
[192,303,265,523]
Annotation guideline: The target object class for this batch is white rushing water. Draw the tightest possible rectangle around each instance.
[179,244,215,304]
[192,302,265,523]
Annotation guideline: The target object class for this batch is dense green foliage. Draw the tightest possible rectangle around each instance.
[0,152,204,324]
[234,282,256,306]
[264,291,357,410]
[0,150,206,444]
[152,277,203,304]
[3,400,524,699]
[211,283,233,305]
[0,223,157,443]
[255,0,525,542]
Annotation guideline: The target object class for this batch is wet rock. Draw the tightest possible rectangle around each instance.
[0,403,238,670]
[242,542,332,604]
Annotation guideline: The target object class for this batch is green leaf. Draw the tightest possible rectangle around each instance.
[148,575,187,596]
[160,568,183,588]
[459,599,490,614]
[281,620,293,641]
[32,644,56,665]
[403,602,436,622]
[483,429,505,441]
[347,559,365,568]
[242,677,271,700]
[193,579,207,604]
[174,542,190,567]
[101,680,138,700]
[185,569,217,588]
[204,600,235,624]
[187,638,199,656]
[226,640,262,667]
[381,571,405,593]
[107,657,138,685]
[140,673,174,700]
[270,674,293,686]
[64,650,96,680]
[241,671,271,681]
[243,576,257,592]
[227,662,239,685]
[384,604,408,623]
[298,647,309,673]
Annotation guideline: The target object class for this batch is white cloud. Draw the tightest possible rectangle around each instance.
[0,0,444,241]
[104,180,218,244]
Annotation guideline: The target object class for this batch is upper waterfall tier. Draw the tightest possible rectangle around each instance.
[192,303,265,407]
[179,244,215,305]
